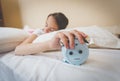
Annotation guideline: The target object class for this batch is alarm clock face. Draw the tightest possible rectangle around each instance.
[66,43,89,65]
[61,38,89,65]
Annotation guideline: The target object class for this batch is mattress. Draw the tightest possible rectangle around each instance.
[0,48,120,81]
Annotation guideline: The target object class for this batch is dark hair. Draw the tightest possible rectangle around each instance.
[47,12,69,30]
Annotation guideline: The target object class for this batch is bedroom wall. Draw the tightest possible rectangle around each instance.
[18,0,120,28]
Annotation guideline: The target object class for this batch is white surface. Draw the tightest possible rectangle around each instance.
[0,27,29,53]
[0,48,120,81]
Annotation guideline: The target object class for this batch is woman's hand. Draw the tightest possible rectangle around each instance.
[49,30,88,50]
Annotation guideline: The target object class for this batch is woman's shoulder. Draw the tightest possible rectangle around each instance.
[32,28,45,36]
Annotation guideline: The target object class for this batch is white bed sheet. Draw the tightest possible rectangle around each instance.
[0,48,120,81]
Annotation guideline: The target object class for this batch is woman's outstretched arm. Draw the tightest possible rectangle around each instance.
[15,30,87,55]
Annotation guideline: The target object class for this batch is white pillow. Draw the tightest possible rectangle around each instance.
[33,26,120,49]
[33,31,57,43]
[0,27,29,53]
[73,26,120,49]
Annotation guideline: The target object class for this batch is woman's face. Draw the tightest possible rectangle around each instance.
[43,16,59,33]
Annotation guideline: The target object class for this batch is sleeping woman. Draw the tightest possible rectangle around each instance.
[15,12,87,55]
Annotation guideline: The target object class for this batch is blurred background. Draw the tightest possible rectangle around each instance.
[0,0,120,35]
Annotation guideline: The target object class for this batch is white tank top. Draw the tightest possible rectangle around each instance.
[32,29,45,36]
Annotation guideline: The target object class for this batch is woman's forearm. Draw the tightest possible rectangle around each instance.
[15,41,51,55]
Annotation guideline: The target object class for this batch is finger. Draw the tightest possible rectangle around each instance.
[76,31,89,43]
[80,32,88,38]
[70,30,84,44]
[63,31,75,49]
[58,32,69,49]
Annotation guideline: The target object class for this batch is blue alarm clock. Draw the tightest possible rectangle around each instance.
[61,38,89,65]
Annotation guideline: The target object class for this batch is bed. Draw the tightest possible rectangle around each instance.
[0,48,120,81]
[0,26,120,81]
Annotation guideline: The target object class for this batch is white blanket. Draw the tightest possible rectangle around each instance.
[0,48,120,81]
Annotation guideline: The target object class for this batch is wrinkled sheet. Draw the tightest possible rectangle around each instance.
[0,48,120,81]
